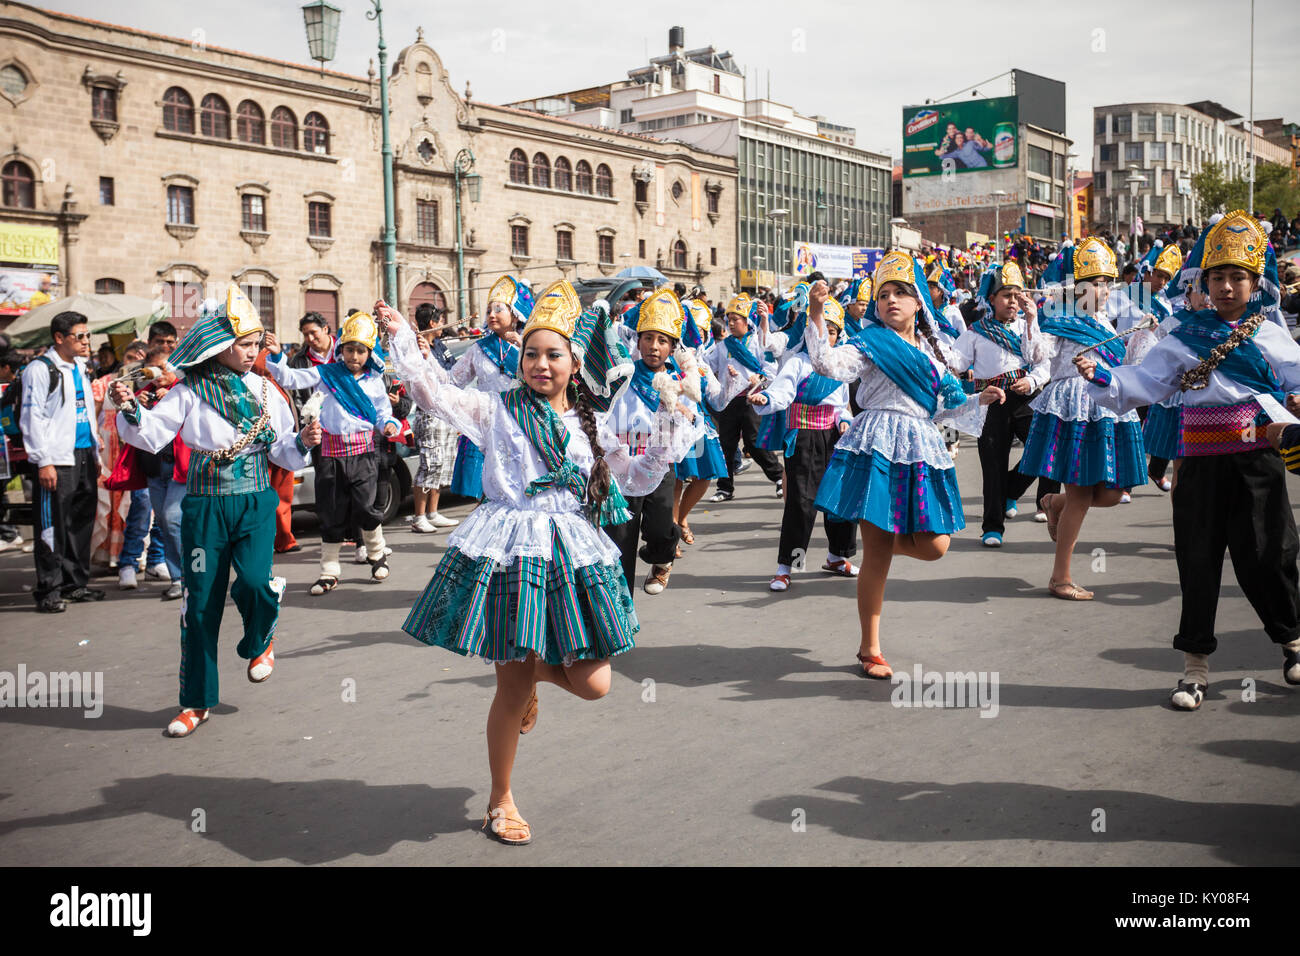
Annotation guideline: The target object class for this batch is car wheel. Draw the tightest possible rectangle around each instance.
[377,468,403,524]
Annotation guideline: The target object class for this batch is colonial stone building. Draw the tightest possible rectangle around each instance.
[0,2,736,339]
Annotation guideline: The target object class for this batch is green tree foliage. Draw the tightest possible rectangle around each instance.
[1193,161,1300,221]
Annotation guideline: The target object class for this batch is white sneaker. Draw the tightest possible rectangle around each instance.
[355,545,368,563]
[146,563,170,581]
[1120,491,1132,504]
[1033,510,1048,523]
[411,515,437,533]
[119,566,138,589]
[429,512,459,528]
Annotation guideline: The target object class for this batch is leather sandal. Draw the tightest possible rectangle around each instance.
[679,524,695,545]
[1170,680,1206,711]
[644,564,671,595]
[769,573,790,592]
[856,652,893,680]
[1048,577,1094,601]
[166,708,210,738]
[248,640,275,683]
[310,576,338,596]
[482,804,532,846]
[369,554,390,581]
[520,689,539,734]
[821,558,858,578]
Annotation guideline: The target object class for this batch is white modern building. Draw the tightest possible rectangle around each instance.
[508,27,892,289]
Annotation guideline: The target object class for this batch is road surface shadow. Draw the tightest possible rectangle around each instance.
[0,702,239,732]
[0,773,476,864]
[750,775,1300,865]
[278,628,416,660]
[1200,738,1300,772]
[277,588,427,612]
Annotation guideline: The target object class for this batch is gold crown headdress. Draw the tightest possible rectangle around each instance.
[226,284,264,338]
[1000,261,1026,289]
[1153,244,1183,279]
[487,275,519,307]
[725,293,753,318]
[823,297,846,331]
[522,279,582,341]
[635,287,684,340]
[1202,210,1266,275]
[338,311,379,351]
[855,277,874,304]
[1073,237,1118,281]
[874,250,920,293]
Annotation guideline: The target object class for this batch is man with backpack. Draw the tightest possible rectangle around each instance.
[19,311,104,613]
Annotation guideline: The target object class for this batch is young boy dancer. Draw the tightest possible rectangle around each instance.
[264,311,400,594]
[1076,211,1300,710]
[112,286,321,737]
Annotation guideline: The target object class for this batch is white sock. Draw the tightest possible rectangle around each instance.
[1183,652,1209,687]
[362,526,387,555]
[776,563,791,576]
[320,541,342,578]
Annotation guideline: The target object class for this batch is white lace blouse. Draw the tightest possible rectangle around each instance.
[449,340,520,395]
[389,322,676,566]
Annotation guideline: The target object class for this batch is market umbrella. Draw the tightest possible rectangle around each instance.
[614,266,668,283]
[4,293,167,349]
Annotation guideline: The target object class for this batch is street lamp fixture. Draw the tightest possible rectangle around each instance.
[888,216,908,254]
[301,1,341,73]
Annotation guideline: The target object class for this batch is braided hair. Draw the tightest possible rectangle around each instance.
[573,385,613,516]
[914,312,952,371]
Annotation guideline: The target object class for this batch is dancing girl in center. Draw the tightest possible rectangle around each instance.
[378,282,692,846]
[803,253,1003,679]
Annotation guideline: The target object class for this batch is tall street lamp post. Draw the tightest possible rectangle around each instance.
[768,208,789,293]
[302,0,398,306]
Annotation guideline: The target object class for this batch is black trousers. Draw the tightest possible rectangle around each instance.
[715,395,784,495]
[33,446,97,602]
[317,451,382,543]
[977,389,1060,534]
[606,470,680,592]
[779,427,857,566]
[1172,449,1300,655]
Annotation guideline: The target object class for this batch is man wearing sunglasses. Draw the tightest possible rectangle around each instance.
[20,310,104,613]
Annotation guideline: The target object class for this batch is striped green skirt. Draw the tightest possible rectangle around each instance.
[402,532,639,665]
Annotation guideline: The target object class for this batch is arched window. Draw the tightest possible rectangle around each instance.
[553,156,572,192]
[303,112,330,154]
[673,240,687,270]
[1,160,35,208]
[635,180,647,203]
[162,87,194,133]
[409,281,448,317]
[575,160,593,194]
[199,94,230,139]
[270,106,297,150]
[236,100,265,144]
[95,277,125,295]
[532,153,550,189]
[509,149,529,184]
[595,163,613,197]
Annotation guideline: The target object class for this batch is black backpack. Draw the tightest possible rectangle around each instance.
[0,356,63,447]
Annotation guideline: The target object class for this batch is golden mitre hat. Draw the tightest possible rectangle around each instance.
[725,293,753,317]
[1202,210,1267,275]
[1000,261,1026,289]
[874,250,919,292]
[338,311,379,351]
[1153,244,1183,279]
[1073,237,1118,281]
[686,299,711,324]
[636,287,684,339]
[926,263,944,285]
[487,275,519,306]
[855,277,874,304]
[227,284,264,338]
[823,297,846,331]
[523,279,582,340]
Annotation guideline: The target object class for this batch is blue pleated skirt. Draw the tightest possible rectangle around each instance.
[449,436,484,499]
[1143,403,1180,461]
[756,412,787,453]
[675,434,729,480]
[1020,412,1147,488]
[814,447,965,535]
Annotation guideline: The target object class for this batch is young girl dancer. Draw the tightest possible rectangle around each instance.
[750,296,857,590]
[1078,211,1300,710]
[111,286,321,737]
[448,275,532,499]
[378,282,689,844]
[673,298,726,549]
[804,254,1003,678]
[1019,238,1146,600]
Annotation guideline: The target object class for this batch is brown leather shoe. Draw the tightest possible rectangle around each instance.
[644,564,672,595]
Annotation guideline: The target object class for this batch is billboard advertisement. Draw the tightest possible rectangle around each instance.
[792,242,884,279]
[902,96,1019,178]
[902,167,1021,215]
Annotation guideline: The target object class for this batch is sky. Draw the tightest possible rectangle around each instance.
[46,0,1300,162]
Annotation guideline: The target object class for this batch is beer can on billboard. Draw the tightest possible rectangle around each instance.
[992,122,1016,167]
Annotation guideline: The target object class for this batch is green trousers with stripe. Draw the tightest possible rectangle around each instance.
[178,488,281,709]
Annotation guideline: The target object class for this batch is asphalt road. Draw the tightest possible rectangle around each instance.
[0,442,1297,866]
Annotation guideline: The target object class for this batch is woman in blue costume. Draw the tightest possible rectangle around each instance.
[1020,237,1147,600]
[804,252,1003,679]
[447,275,533,500]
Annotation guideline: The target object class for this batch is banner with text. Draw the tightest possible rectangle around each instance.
[792,243,885,280]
